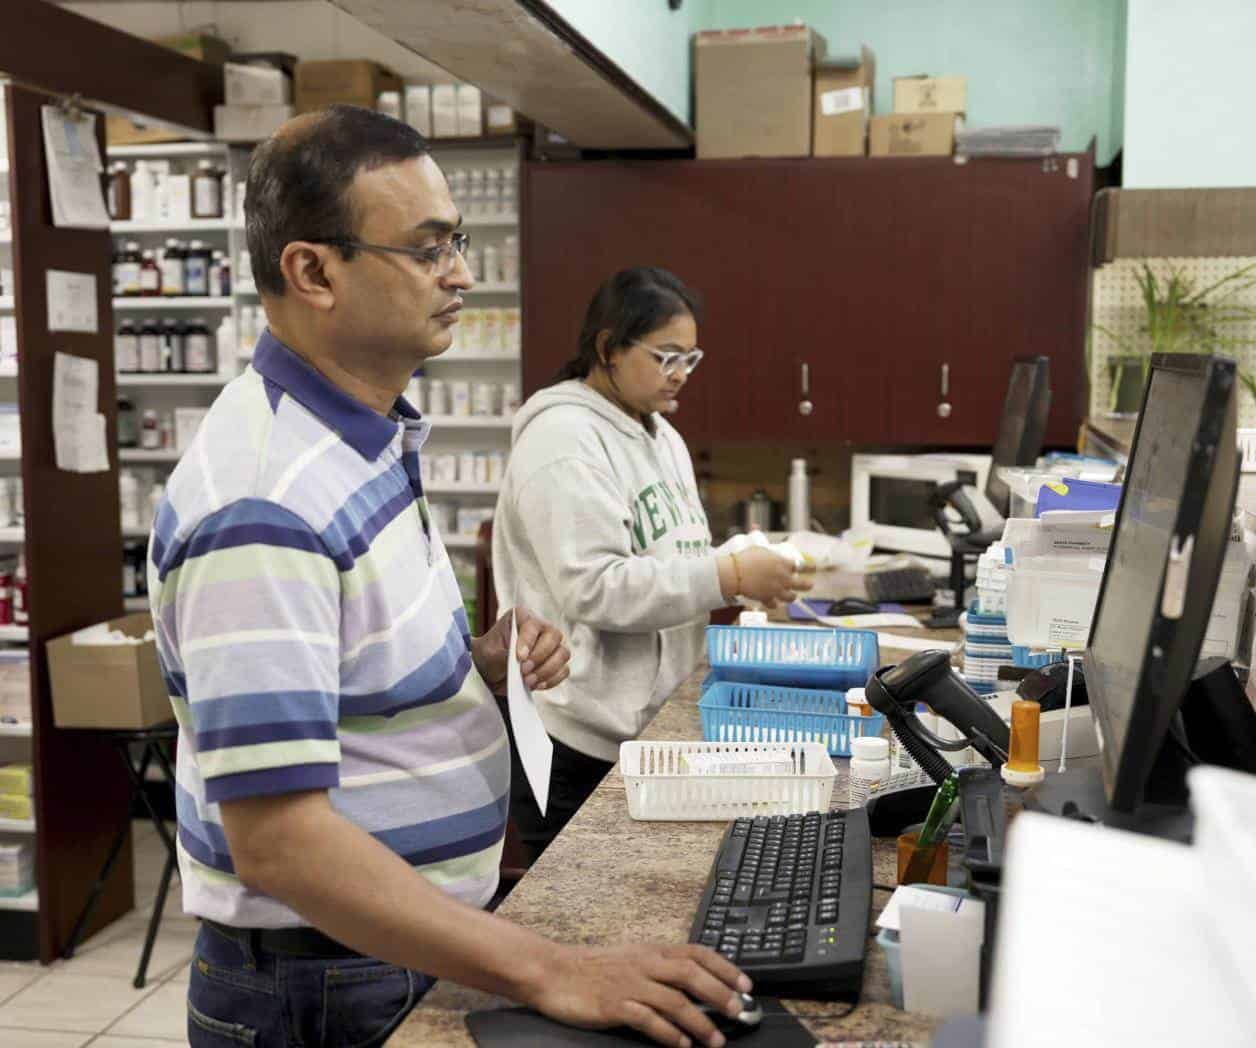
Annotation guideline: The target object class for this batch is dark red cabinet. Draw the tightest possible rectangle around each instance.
[522,151,1093,448]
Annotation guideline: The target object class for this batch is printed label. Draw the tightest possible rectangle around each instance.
[683,751,795,777]
[821,87,866,117]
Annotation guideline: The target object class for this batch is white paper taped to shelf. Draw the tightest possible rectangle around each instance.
[40,106,109,230]
[46,270,98,334]
[821,86,867,117]
[52,351,109,473]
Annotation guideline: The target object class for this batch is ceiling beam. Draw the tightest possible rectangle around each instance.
[1,0,219,133]
[332,0,692,150]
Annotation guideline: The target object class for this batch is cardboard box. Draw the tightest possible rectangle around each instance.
[106,32,233,145]
[405,85,432,137]
[457,85,483,137]
[695,25,827,159]
[294,59,403,115]
[893,75,967,115]
[152,31,232,66]
[432,84,459,138]
[812,45,875,156]
[870,113,961,157]
[47,614,171,730]
[224,62,293,106]
[214,104,294,143]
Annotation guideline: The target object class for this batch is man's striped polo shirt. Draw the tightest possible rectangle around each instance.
[148,328,509,929]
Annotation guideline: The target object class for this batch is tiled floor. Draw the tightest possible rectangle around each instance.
[0,821,194,1046]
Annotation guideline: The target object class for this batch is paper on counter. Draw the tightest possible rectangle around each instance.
[875,884,973,932]
[52,351,109,473]
[508,613,553,816]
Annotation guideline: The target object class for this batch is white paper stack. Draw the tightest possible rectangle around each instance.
[0,839,34,896]
[956,125,1061,157]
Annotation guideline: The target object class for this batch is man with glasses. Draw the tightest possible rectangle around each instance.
[149,107,750,1048]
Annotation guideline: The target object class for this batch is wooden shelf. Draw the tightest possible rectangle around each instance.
[425,415,512,429]
[117,373,229,387]
[110,219,232,234]
[0,296,13,310]
[0,888,38,912]
[424,483,500,495]
[0,722,32,738]
[107,142,227,159]
[0,625,28,643]
[462,215,518,228]
[431,352,520,363]
[428,135,520,151]
[119,449,181,463]
[113,296,232,310]
[465,283,519,295]
[0,528,23,542]
[0,817,34,833]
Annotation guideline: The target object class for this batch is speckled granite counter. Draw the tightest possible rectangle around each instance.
[391,628,958,1047]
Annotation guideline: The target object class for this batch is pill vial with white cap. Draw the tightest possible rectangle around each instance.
[848,736,891,809]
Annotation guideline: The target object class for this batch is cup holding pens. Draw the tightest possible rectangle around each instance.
[896,825,949,886]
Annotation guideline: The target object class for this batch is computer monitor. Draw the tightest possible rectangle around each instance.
[1083,353,1240,815]
[984,356,1051,518]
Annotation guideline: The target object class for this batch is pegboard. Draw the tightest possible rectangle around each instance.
[1090,257,1256,426]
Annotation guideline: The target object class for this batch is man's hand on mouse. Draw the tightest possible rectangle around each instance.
[472,606,571,695]
[526,942,753,1048]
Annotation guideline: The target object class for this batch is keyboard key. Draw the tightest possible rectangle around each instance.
[732,883,753,905]
[700,932,720,947]
[739,948,783,963]
[725,910,749,925]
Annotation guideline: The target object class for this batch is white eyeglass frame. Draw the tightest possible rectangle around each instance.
[630,341,704,378]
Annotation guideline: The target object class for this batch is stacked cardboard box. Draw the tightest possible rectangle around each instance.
[107,32,233,146]
[695,25,827,159]
[812,46,874,156]
[871,74,967,158]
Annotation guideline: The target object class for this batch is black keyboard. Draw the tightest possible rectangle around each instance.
[687,808,872,1000]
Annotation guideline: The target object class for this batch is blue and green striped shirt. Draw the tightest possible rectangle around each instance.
[149,329,508,929]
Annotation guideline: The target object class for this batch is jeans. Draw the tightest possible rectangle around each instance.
[499,698,614,865]
[186,923,433,1047]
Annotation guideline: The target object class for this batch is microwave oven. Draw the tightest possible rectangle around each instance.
[851,453,994,560]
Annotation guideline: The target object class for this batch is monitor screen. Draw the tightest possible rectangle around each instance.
[985,357,1050,517]
[1084,356,1239,812]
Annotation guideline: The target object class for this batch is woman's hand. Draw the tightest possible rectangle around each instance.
[718,548,814,609]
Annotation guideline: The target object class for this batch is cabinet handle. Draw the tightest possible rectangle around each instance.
[799,362,813,417]
[940,363,950,397]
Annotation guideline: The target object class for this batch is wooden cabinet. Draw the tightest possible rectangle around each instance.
[521,151,1093,448]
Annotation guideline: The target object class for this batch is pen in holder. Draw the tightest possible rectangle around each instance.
[898,772,960,885]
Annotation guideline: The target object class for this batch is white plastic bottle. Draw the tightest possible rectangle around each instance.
[787,457,810,533]
[848,736,891,809]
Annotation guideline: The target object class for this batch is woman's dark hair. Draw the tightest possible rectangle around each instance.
[246,104,430,296]
[553,267,702,384]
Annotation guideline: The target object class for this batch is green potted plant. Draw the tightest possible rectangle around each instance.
[1092,261,1256,415]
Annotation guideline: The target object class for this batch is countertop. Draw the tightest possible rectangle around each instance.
[390,621,960,1047]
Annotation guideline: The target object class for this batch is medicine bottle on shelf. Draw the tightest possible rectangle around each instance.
[115,320,139,373]
[118,241,143,296]
[107,161,131,221]
[184,240,211,296]
[138,319,162,373]
[161,239,185,296]
[139,250,161,296]
[192,159,224,219]
[163,319,185,372]
[184,317,214,373]
[117,396,139,448]
[13,553,28,628]
[140,409,161,450]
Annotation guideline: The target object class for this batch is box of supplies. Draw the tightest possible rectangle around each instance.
[893,75,967,115]
[812,45,874,156]
[870,113,962,157]
[47,614,171,730]
[695,25,826,159]
[294,60,403,115]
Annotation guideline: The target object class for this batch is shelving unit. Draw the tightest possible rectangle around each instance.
[0,722,33,738]
[442,535,479,550]
[110,218,233,234]
[464,282,520,296]
[107,142,224,159]
[0,889,39,912]
[0,297,13,310]
[0,817,35,833]
[425,415,513,429]
[113,296,233,310]
[119,449,181,463]
[122,596,149,613]
[117,373,229,387]
[0,625,29,642]
[425,483,501,495]
[0,527,23,542]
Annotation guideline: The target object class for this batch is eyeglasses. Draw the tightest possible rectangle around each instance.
[631,342,704,378]
[305,232,471,276]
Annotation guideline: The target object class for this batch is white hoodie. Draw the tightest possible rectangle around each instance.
[492,380,723,761]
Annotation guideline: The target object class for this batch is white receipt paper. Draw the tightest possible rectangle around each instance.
[508,613,553,816]
[53,351,109,473]
[46,270,98,333]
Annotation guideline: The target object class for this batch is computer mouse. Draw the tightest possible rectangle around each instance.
[832,597,880,616]
[697,993,762,1038]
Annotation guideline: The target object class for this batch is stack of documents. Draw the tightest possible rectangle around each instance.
[956,125,1060,157]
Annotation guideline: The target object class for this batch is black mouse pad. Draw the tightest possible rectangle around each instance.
[467,997,817,1047]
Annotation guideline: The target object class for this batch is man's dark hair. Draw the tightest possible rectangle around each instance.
[553,267,702,384]
[245,104,430,296]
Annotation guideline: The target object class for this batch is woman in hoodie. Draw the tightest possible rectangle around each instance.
[492,267,811,861]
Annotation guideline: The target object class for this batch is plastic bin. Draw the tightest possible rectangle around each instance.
[619,740,835,821]
[705,625,879,690]
[999,467,1080,518]
[876,885,972,1009]
[1011,645,1066,669]
[1005,562,1102,649]
[698,680,885,757]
